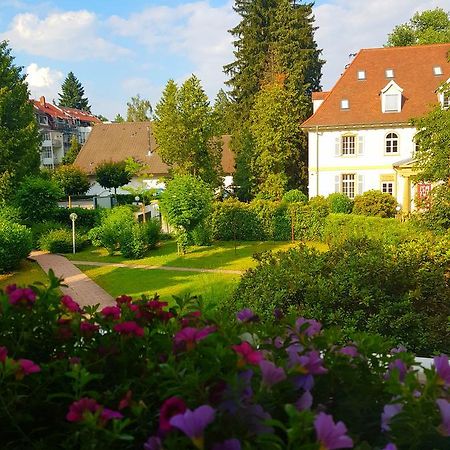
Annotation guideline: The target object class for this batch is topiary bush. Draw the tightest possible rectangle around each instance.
[282,189,308,204]
[327,193,353,214]
[0,219,32,272]
[353,190,397,218]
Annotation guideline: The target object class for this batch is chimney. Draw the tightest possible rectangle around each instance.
[39,96,46,106]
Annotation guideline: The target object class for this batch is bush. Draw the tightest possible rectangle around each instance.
[0,279,449,449]
[226,236,450,355]
[353,190,397,218]
[281,189,308,204]
[416,184,450,231]
[0,219,32,272]
[290,196,329,241]
[323,213,422,246]
[0,205,21,223]
[191,220,212,246]
[52,207,101,230]
[31,221,64,249]
[144,219,161,249]
[250,199,291,241]
[327,193,353,213]
[39,228,88,253]
[14,176,63,223]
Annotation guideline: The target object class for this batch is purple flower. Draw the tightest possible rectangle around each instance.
[174,326,216,351]
[391,345,407,354]
[236,308,258,323]
[101,408,123,421]
[385,359,408,382]
[436,399,450,436]
[289,350,328,375]
[433,355,450,386]
[296,391,313,411]
[212,439,241,450]
[339,346,359,358]
[381,403,403,432]
[314,412,353,449]
[382,445,397,450]
[170,405,215,448]
[242,403,273,435]
[144,436,163,450]
[8,288,36,306]
[295,317,322,337]
[259,360,286,388]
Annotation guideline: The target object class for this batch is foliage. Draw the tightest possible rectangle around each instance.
[160,176,213,253]
[30,221,64,249]
[353,190,397,218]
[126,94,152,122]
[0,41,41,184]
[52,207,101,231]
[39,228,88,254]
[415,184,450,231]
[0,205,21,223]
[58,71,91,112]
[213,89,234,134]
[327,193,353,214]
[1,278,450,449]
[0,219,32,272]
[154,77,222,186]
[282,189,307,204]
[14,176,63,223]
[250,199,291,241]
[386,7,450,46]
[62,136,82,165]
[114,114,125,123]
[413,101,450,185]
[228,236,450,355]
[95,161,134,195]
[53,165,91,197]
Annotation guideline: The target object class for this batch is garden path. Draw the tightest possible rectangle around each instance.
[30,252,115,307]
[70,260,244,275]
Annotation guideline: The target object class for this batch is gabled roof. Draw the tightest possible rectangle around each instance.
[74,122,235,176]
[32,97,101,124]
[302,43,450,129]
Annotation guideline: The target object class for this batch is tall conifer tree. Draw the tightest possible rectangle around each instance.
[58,72,91,112]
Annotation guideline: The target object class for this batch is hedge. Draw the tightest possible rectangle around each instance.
[0,219,32,272]
[51,207,101,230]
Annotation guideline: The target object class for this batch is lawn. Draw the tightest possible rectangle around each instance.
[77,264,239,305]
[0,259,48,289]
[67,240,327,271]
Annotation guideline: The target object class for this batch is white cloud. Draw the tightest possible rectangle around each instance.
[314,0,449,89]
[25,63,63,101]
[109,1,237,100]
[1,10,130,61]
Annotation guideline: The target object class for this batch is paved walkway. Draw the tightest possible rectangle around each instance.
[71,260,244,275]
[30,252,115,308]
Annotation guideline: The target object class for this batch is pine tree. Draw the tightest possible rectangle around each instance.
[58,72,91,112]
[0,41,41,201]
[126,94,152,122]
[114,114,125,123]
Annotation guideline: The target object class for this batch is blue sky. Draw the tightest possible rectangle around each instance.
[0,0,447,118]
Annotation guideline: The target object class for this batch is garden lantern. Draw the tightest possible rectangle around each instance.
[69,212,78,254]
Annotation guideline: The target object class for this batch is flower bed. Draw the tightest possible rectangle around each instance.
[1,274,449,449]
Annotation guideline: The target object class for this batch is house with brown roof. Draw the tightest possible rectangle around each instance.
[74,122,235,195]
[302,43,450,212]
[33,96,101,169]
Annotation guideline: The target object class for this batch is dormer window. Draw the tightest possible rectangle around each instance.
[381,80,403,113]
[385,69,394,78]
[433,66,443,76]
[341,99,349,109]
[357,70,366,80]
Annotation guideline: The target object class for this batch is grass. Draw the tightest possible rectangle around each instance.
[67,240,327,271]
[77,264,239,305]
[0,260,48,289]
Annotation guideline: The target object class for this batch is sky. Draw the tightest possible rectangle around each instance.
[0,0,448,119]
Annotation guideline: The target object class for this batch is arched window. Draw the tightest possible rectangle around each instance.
[385,132,399,154]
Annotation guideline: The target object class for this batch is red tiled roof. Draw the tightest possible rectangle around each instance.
[312,91,329,100]
[302,43,450,129]
[32,97,100,124]
[60,107,101,124]
[32,99,67,120]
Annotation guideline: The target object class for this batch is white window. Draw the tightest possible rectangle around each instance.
[381,181,394,195]
[443,91,450,109]
[385,94,399,112]
[341,99,349,109]
[39,115,48,125]
[342,135,355,155]
[385,69,394,78]
[385,133,399,154]
[42,132,51,141]
[41,146,52,159]
[357,70,366,80]
[433,66,443,76]
[342,174,355,199]
[381,81,403,113]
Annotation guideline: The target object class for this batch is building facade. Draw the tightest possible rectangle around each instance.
[33,97,101,169]
[302,44,450,212]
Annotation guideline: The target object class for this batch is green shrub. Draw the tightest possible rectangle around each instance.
[353,190,397,218]
[323,213,421,246]
[0,219,32,272]
[52,207,101,230]
[0,205,21,223]
[31,221,64,249]
[191,220,212,246]
[226,236,450,355]
[290,196,329,241]
[39,228,88,253]
[281,189,308,204]
[120,224,147,259]
[250,199,291,241]
[144,219,161,249]
[416,184,450,231]
[14,176,63,223]
[327,193,353,213]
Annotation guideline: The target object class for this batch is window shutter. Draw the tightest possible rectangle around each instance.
[358,135,364,155]
[335,137,341,156]
[334,175,340,193]
[357,174,364,195]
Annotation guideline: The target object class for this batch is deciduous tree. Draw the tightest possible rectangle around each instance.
[53,165,91,197]
[95,161,133,196]
[62,136,82,165]
[126,94,152,122]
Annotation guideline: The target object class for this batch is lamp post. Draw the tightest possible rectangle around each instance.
[135,195,146,223]
[70,212,78,254]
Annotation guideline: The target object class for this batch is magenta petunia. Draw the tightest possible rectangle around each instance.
[314,412,353,449]
[159,396,187,433]
[114,321,144,337]
[8,288,36,306]
[5,284,17,294]
[381,403,403,432]
[116,294,133,304]
[101,305,121,320]
[170,405,215,448]
[118,390,133,410]
[295,318,322,337]
[66,398,100,422]
[174,326,216,351]
[0,346,7,364]
[259,360,286,388]
[436,398,450,436]
[80,321,100,334]
[433,354,450,386]
[100,408,123,421]
[16,359,41,378]
[232,341,264,367]
[60,295,81,313]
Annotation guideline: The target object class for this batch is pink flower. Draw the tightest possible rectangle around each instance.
[232,341,264,367]
[116,295,133,304]
[66,398,123,423]
[80,321,99,334]
[159,396,187,434]
[5,284,17,294]
[16,359,41,379]
[101,306,121,320]
[174,326,216,351]
[8,288,36,306]
[60,295,81,313]
[100,408,123,421]
[0,346,7,364]
[114,321,144,337]
[118,390,133,410]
